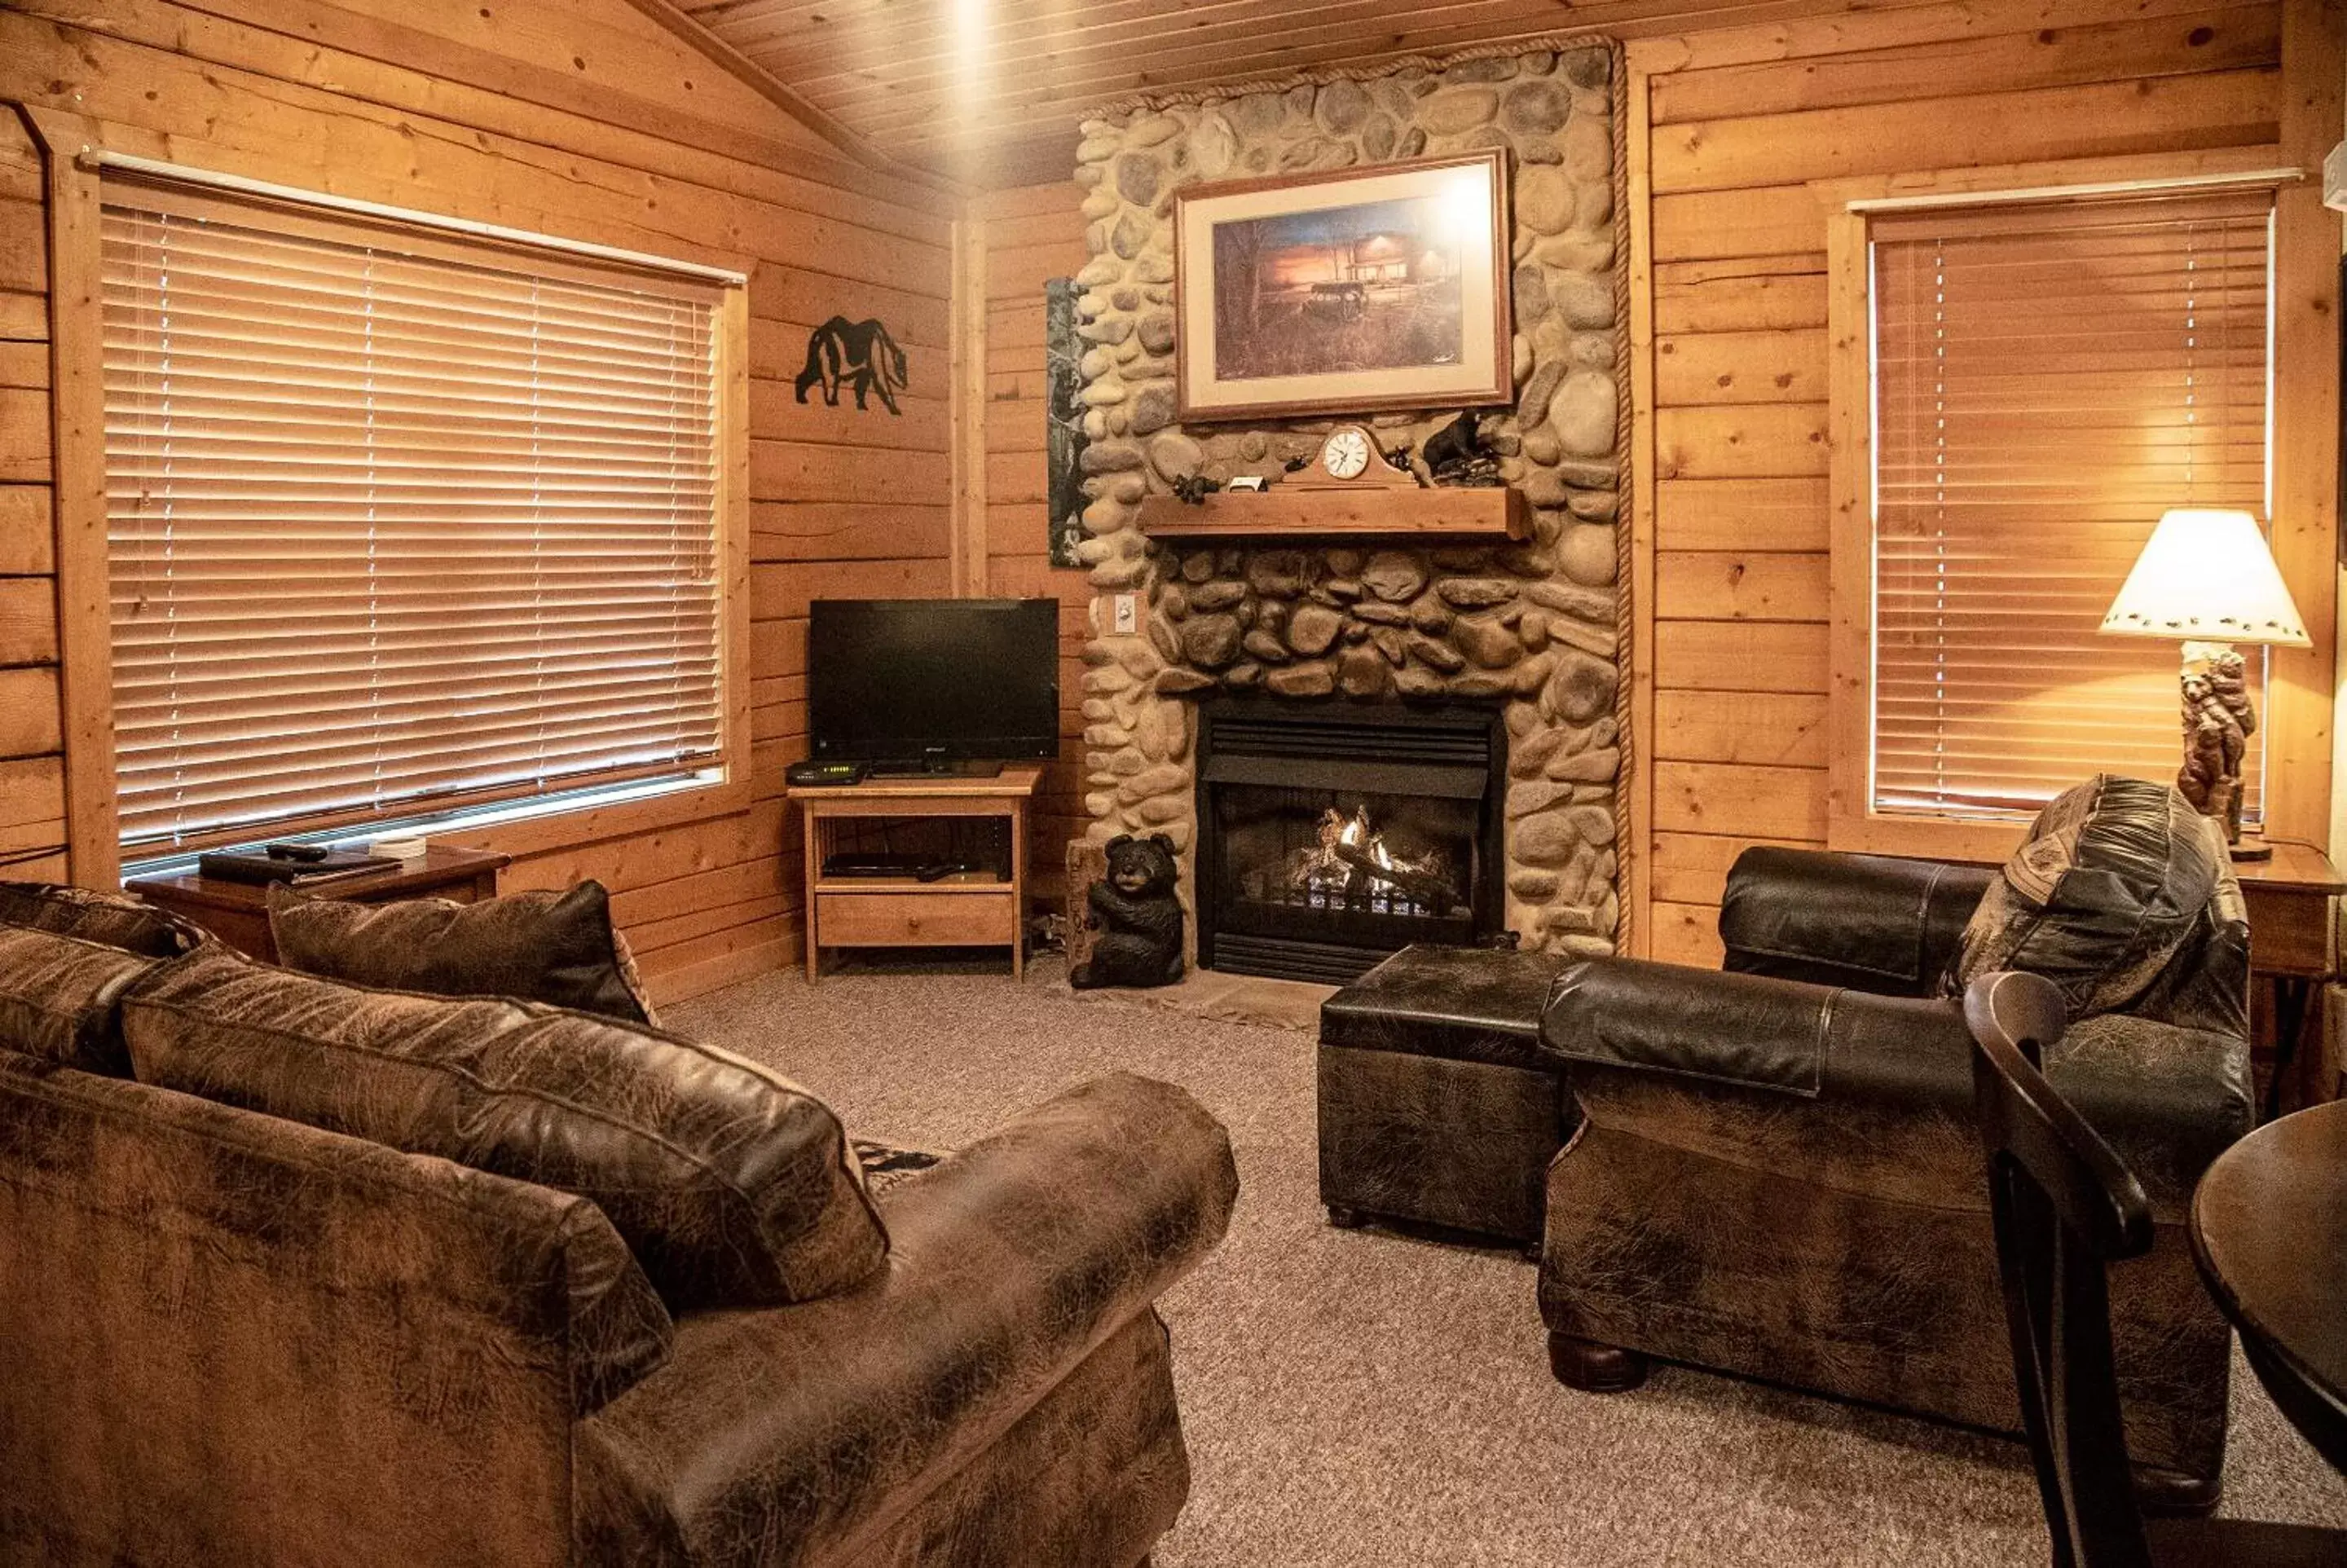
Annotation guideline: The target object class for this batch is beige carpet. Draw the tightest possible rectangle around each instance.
[672,957,2347,1567]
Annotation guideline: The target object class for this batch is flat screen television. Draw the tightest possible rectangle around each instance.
[808,598,1060,773]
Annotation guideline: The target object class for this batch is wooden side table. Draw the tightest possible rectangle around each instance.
[789,765,1039,982]
[2233,843,2346,1117]
[126,846,510,962]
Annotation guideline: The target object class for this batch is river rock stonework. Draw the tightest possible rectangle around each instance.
[1071,40,1628,962]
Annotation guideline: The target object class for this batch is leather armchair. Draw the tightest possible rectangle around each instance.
[1536,845,2252,1511]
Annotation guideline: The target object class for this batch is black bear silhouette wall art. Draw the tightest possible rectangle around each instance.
[795,316,909,415]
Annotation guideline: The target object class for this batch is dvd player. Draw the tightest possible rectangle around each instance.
[821,853,979,882]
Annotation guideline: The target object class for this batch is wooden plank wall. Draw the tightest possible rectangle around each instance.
[973,182,1094,897]
[1630,0,2288,967]
[0,113,61,883]
[0,0,957,1001]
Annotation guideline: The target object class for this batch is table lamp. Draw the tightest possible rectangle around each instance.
[2099,507,2309,859]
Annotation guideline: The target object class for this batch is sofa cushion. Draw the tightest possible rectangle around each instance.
[0,926,162,1073]
[267,879,658,1026]
[123,946,888,1311]
[0,880,202,958]
[1951,775,2226,1020]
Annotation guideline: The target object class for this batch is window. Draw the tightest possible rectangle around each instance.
[1838,185,2274,840]
[99,178,729,854]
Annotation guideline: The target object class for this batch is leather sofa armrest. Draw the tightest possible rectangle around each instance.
[1540,956,1979,1103]
[1720,847,1996,996]
[575,1072,1239,1568]
[1544,958,1979,1209]
[2048,1012,2250,1218]
[1541,960,2248,1218]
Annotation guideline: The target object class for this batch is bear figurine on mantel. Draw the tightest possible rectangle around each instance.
[1070,834,1187,990]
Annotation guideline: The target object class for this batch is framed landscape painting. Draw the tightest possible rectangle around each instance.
[1174,151,1512,423]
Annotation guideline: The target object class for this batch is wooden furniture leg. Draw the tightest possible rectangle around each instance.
[1011,796,1027,980]
[1548,1332,1649,1393]
[803,804,823,983]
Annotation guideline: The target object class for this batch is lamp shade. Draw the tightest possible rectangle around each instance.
[2099,508,2310,646]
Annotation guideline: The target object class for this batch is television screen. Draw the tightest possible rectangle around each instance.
[808,598,1060,766]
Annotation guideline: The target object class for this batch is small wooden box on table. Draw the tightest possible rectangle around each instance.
[789,765,1040,982]
[125,846,510,962]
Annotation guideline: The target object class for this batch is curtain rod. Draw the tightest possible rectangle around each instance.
[81,150,749,285]
[1847,167,2303,214]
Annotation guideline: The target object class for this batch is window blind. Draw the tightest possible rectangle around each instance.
[1868,189,2273,821]
[100,179,725,852]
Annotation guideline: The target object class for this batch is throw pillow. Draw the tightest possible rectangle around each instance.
[124,946,888,1312]
[1950,774,2227,1020]
[0,925,163,1073]
[0,880,203,958]
[267,879,659,1027]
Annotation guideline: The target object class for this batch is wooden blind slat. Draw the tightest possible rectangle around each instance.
[102,192,724,852]
[1869,189,2272,823]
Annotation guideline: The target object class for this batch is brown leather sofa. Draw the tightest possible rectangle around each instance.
[1537,777,2252,1511]
[0,900,1238,1567]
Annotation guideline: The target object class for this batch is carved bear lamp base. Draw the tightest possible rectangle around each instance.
[2174,640,2267,861]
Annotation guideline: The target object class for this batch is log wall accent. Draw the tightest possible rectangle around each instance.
[1623,0,2296,967]
[0,0,957,1002]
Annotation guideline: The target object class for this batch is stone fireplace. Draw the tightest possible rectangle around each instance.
[1196,698,1505,982]
[1067,37,1629,967]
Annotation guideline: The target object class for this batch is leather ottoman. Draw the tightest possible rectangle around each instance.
[1317,944,1575,1249]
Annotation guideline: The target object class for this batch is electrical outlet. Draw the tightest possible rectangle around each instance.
[1112,593,1138,635]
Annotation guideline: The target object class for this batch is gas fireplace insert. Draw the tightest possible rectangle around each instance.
[1194,698,1505,984]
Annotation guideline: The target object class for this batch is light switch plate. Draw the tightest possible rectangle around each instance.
[1112,593,1138,635]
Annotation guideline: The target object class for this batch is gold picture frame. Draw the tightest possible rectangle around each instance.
[1173,151,1513,424]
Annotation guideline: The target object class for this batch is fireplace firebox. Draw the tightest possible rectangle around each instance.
[1195,698,1506,984]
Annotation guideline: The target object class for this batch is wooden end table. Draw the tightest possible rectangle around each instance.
[2232,843,2346,1116]
[789,765,1039,982]
[126,845,509,962]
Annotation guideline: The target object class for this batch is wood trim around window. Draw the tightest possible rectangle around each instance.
[30,110,117,888]
[25,109,756,881]
[2264,0,2345,855]
[1820,148,2332,865]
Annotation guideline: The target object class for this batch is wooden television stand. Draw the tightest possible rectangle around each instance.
[788,764,1040,982]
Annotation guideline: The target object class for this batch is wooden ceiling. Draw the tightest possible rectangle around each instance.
[669,0,1871,187]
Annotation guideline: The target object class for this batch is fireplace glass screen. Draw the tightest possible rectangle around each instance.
[1196,700,1504,983]
[1217,787,1476,925]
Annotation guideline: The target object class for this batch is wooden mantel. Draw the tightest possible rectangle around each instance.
[1135,486,1531,541]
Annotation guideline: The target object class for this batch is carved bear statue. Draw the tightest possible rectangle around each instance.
[1069,834,1186,990]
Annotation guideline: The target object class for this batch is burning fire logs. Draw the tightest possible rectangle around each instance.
[1332,843,1456,911]
[1253,805,1466,918]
